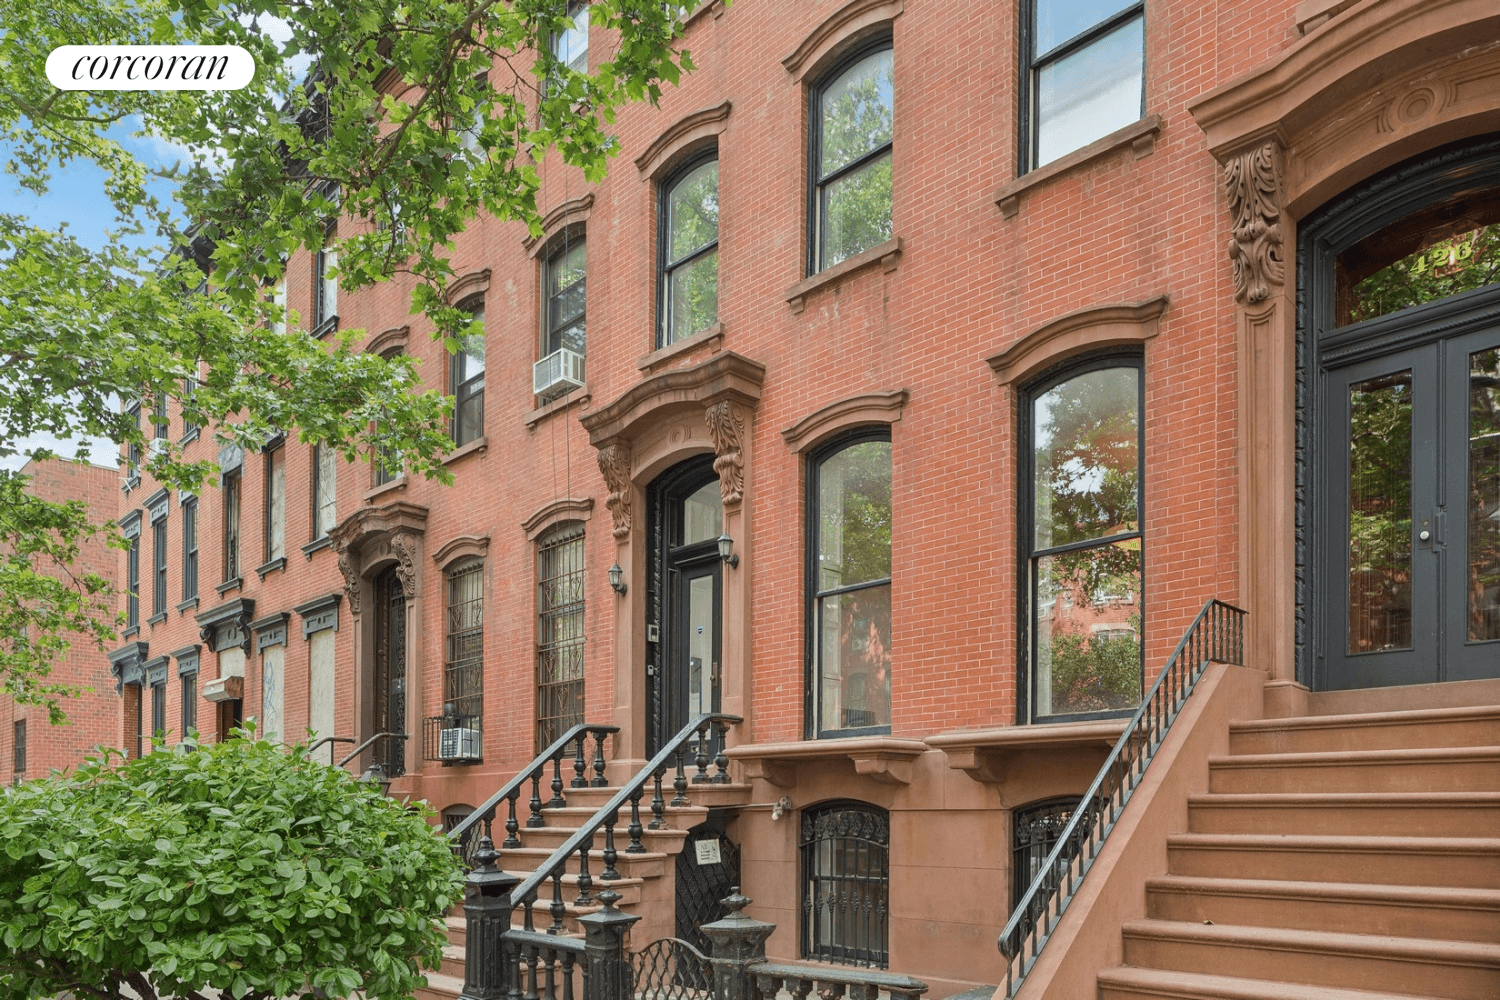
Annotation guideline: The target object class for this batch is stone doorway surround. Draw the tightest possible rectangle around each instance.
[1186,0,1500,713]
[580,351,765,765]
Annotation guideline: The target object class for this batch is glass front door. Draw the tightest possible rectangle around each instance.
[646,459,723,754]
[1321,329,1500,688]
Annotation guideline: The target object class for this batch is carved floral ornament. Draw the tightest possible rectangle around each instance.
[1225,140,1286,305]
[597,443,634,539]
[704,400,747,507]
[327,501,429,615]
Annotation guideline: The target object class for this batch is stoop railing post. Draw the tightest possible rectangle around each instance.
[460,835,521,1000]
[578,888,640,1000]
[700,888,776,1000]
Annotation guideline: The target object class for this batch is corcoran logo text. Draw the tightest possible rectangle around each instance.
[46,46,254,91]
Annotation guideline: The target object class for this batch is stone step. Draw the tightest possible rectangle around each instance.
[1185,791,1500,837]
[1119,919,1500,999]
[1144,875,1500,942]
[510,816,695,850]
[1098,966,1442,1000]
[417,969,464,1000]
[1165,834,1500,888]
[1207,746,1500,794]
[1228,705,1500,755]
[496,846,669,881]
[561,782,753,812]
[444,914,465,948]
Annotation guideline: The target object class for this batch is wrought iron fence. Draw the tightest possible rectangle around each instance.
[997,598,1245,997]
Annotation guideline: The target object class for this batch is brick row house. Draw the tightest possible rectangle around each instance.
[84,0,1500,997]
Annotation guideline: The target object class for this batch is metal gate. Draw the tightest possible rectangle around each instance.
[675,824,740,956]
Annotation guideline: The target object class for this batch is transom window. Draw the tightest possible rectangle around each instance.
[659,156,719,346]
[1023,0,1144,170]
[800,801,889,968]
[809,40,893,273]
[807,432,892,738]
[452,302,486,445]
[1024,355,1144,720]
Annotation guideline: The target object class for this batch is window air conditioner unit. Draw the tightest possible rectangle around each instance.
[533,348,585,398]
[440,727,482,761]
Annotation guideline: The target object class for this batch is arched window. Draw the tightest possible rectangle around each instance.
[800,801,889,967]
[807,431,892,738]
[1023,354,1144,721]
[808,38,893,273]
[659,154,719,346]
[536,522,585,750]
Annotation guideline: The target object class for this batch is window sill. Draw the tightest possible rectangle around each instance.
[723,736,927,787]
[312,315,340,338]
[637,323,725,374]
[179,427,200,446]
[255,557,287,580]
[215,577,243,597]
[176,596,199,614]
[994,114,1163,219]
[146,612,168,627]
[122,625,141,640]
[525,385,591,430]
[443,436,488,465]
[924,718,1128,784]
[785,236,904,314]
[123,475,141,494]
[364,477,407,503]
[302,535,334,560]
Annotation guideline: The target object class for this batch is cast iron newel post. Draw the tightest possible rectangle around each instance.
[578,887,640,1000]
[460,835,521,1000]
[700,888,776,1000]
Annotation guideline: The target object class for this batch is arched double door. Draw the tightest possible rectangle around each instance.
[645,457,724,755]
[1304,136,1500,690]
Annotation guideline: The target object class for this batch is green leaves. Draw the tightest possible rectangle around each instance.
[0,736,463,1000]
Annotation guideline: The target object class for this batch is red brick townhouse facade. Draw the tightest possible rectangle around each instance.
[98,0,1500,996]
[1,459,120,781]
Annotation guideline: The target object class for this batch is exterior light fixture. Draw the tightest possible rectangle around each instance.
[360,761,393,796]
[717,532,739,568]
[608,562,628,595]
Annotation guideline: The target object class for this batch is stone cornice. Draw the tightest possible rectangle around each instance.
[782,390,909,452]
[781,0,903,81]
[522,498,595,541]
[431,534,491,568]
[581,351,766,448]
[634,102,732,178]
[986,296,1169,387]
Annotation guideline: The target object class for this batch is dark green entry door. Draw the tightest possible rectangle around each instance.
[1321,328,1500,689]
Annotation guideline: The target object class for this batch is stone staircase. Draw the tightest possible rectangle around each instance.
[419,781,752,1000]
[1095,703,1500,999]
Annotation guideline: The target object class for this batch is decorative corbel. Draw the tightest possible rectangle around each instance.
[336,546,361,614]
[1226,141,1286,305]
[390,532,418,597]
[597,443,633,539]
[704,400,747,507]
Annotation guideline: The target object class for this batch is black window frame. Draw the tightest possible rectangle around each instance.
[152,392,169,441]
[1019,0,1145,174]
[12,719,25,774]
[535,522,586,752]
[543,232,587,362]
[180,377,199,442]
[311,443,338,539]
[222,469,242,583]
[264,440,286,563]
[804,427,893,740]
[451,298,486,446]
[657,150,720,348]
[181,672,197,736]
[125,401,142,487]
[181,497,198,601]
[126,531,141,629]
[799,800,889,968]
[313,220,338,333]
[152,515,168,618]
[151,677,167,741]
[806,32,894,277]
[1018,350,1146,724]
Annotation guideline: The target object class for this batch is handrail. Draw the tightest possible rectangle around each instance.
[447,722,621,847]
[997,598,1245,997]
[337,731,408,769]
[505,712,742,932]
[748,962,929,1000]
[306,735,355,756]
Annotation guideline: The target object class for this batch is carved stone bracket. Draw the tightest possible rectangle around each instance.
[336,547,360,614]
[597,443,634,539]
[390,532,418,597]
[704,400,747,508]
[1226,141,1286,305]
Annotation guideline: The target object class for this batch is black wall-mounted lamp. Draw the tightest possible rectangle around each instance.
[608,562,628,595]
[717,532,739,568]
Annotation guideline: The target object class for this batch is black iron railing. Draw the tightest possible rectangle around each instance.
[447,722,620,862]
[503,712,741,934]
[997,599,1245,997]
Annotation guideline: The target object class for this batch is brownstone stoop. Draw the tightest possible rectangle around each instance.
[1095,701,1500,1000]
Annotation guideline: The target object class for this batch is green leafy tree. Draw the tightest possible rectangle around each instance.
[0,734,464,1000]
[0,0,704,715]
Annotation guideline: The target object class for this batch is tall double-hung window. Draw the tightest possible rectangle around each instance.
[543,238,587,377]
[1024,355,1144,720]
[536,523,585,750]
[659,156,719,346]
[1022,0,1145,170]
[807,432,892,738]
[809,39,893,273]
[451,302,486,446]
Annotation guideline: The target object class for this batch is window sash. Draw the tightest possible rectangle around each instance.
[153,519,167,616]
[536,525,585,750]
[265,447,286,561]
[182,674,197,735]
[445,561,484,726]
[809,42,895,274]
[313,445,338,537]
[1024,1,1145,171]
[127,537,140,627]
[545,242,587,357]
[223,473,241,581]
[182,499,198,601]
